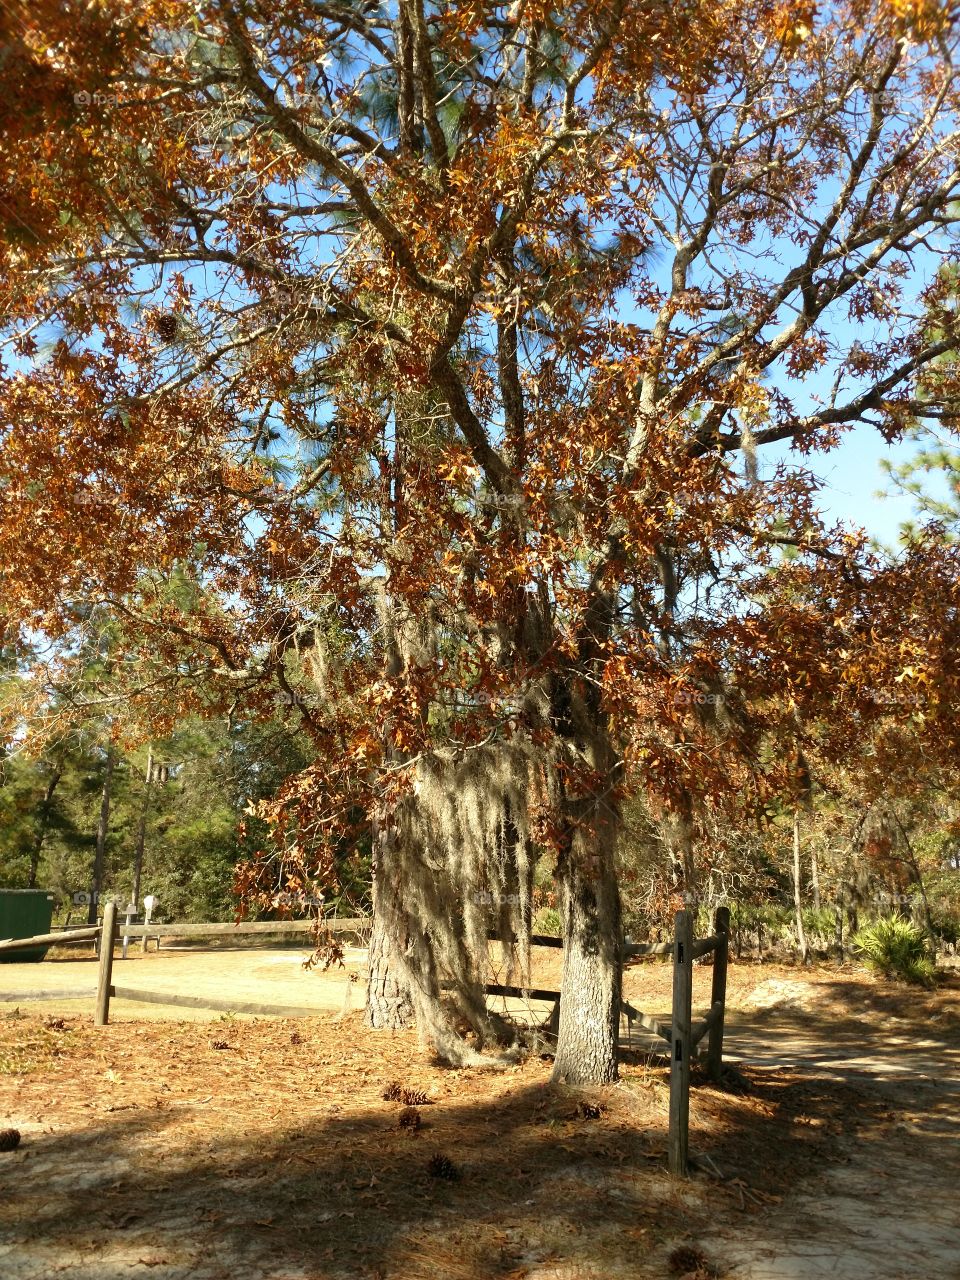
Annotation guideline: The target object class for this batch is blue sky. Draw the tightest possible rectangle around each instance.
[778,432,928,546]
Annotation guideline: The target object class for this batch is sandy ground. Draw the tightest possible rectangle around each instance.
[0,943,369,1022]
[0,950,958,1280]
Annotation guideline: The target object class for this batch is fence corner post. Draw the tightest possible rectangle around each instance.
[95,900,118,1027]
[707,905,730,1083]
[669,908,694,1176]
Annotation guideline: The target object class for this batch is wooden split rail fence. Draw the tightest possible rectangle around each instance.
[0,904,368,1020]
[666,905,729,1175]
[2,902,729,1176]
[480,907,731,1176]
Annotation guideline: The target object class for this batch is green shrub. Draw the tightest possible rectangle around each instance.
[929,908,959,947]
[852,915,936,987]
[532,906,562,937]
[925,869,960,945]
[801,906,837,939]
[734,901,794,943]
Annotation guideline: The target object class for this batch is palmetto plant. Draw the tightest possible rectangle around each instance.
[852,915,936,987]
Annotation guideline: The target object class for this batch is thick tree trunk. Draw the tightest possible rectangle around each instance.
[547,586,624,1086]
[552,727,622,1086]
[552,840,622,1084]
[365,901,415,1031]
[364,817,414,1031]
[364,769,525,1063]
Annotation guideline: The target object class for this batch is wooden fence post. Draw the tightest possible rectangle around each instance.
[669,908,693,1176]
[95,900,117,1027]
[707,906,730,1083]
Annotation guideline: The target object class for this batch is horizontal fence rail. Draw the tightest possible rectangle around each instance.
[108,986,332,1018]
[474,981,560,1003]
[626,939,674,958]
[0,917,369,956]
[486,932,669,958]
[0,986,96,1003]
[0,927,100,955]
[120,917,368,939]
[93,911,372,1026]
[691,933,724,960]
[620,999,671,1043]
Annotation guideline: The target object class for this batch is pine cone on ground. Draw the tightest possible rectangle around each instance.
[577,1101,602,1120]
[426,1152,459,1180]
[397,1106,421,1132]
[0,1129,21,1152]
[667,1245,713,1277]
[382,1081,403,1102]
[400,1087,431,1106]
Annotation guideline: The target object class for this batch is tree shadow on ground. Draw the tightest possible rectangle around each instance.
[1,1048,941,1280]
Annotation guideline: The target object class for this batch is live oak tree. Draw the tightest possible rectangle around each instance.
[4,0,960,1080]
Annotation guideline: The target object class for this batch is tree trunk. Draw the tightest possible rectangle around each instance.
[792,807,810,964]
[365,902,415,1031]
[88,746,114,925]
[364,816,414,1031]
[552,770,622,1086]
[810,843,821,913]
[665,793,698,902]
[364,814,515,1062]
[131,747,153,910]
[27,761,62,889]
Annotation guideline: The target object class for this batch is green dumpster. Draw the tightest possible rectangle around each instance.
[0,890,57,963]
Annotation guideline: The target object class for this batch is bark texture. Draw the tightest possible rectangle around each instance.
[365,906,415,1030]
[552,836,622,1084]
[364,818,415,1031]
[550,662,623,1085]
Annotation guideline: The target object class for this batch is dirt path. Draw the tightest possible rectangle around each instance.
[703,968,960,1280]
[705,1076,960,1280]
[707,1017,960,1280]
